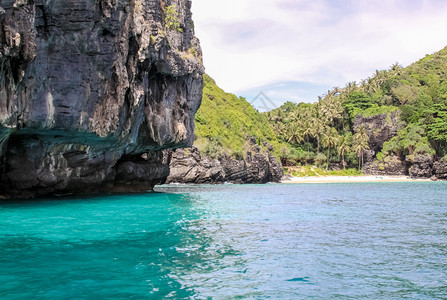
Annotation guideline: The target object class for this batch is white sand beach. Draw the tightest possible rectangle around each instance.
[282,175,433,184]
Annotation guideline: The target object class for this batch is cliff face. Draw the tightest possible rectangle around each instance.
[0,0,203,198]
[354,111,408,176]
[354,111,401,156]
[166,143,284,184]
[355,112,447,179]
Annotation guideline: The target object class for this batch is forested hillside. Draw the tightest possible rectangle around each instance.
[194,74,282,159]
[165,74,284,184]
[266,46,447,174]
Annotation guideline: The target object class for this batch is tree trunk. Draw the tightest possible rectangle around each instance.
[326,145,330,170]
[317,136,320,153]
[360,150,364,171]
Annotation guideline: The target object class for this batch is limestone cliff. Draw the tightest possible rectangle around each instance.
[354,111,407,176]
[354,112,447,179]
[0,0,203,198]
[165,142,284,185]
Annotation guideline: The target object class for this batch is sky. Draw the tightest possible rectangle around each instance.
[191,0,447,110]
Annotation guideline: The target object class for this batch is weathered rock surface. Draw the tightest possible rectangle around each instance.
[0,0,203,198]
[362,154,408,176]
[166,144,284,184]
[433,159,447,180]
[408,154,434,178]
[354,111,401,155]
[166,146,224,184]
[353,112,447,179]
[354,111,407,175]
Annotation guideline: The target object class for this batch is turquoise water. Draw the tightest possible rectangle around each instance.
[1,183,447,299]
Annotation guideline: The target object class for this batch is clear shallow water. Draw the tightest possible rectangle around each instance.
[1,183,447,299]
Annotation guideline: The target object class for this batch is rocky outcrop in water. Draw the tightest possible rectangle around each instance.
[166,143,284,184]
[0,0,203,198]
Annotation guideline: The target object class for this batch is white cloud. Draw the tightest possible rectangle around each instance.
[191,0,447,101]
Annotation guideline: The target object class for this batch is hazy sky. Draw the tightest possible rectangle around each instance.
[191,0,447,109]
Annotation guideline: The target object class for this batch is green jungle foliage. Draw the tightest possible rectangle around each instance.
[284,166,361,177]
[164,5,183,32]
[194,74,282,159]
[266,46,447,169]
[194,47,447,173]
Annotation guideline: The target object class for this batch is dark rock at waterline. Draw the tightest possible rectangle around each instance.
[362,154,408,176]
[166,145,284,184]
[433,159,447,180]
[408,154,434,178]
[0,0,203,198]
[166,147,224,184]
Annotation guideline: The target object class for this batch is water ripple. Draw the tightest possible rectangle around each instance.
[0,183,446,298]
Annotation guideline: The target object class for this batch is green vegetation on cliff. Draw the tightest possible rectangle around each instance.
[194,74,282,159]
[266,46,447,170]
[194,46,447,175]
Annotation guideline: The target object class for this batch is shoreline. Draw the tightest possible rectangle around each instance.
[281,175,434,184]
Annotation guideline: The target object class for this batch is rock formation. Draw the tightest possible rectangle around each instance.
[0,0,203,198]
[354,111,407,176]
[407,154,434,178]
[354,111,402,173]
[354,112,447,179]
[166,142,284,184]
[354,111,401,155]
[433,159,447,180]
[362,155,408,176]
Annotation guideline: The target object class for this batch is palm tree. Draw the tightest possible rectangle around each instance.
[327,98,343,127]
[337,134,352,169]
[286,121,304,145]
[296,106,314,152]
[389,62,402,76]
[322,127,339,170]
[315,152,327,168]
[343,81,358,95]
[310,117,327,153]
[266,110,284,135]
[353,124,370,170]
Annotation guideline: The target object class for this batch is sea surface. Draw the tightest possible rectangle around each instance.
[1,182,447,299]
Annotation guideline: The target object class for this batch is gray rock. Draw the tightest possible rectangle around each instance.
[433,159,447,179]
[354,111,401,154]
[362,155,407,176]
[408,154,434,178]
[354,111,408,175]
[165,147,224,184]
[166,145,284,184]
[0,0,203,198]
